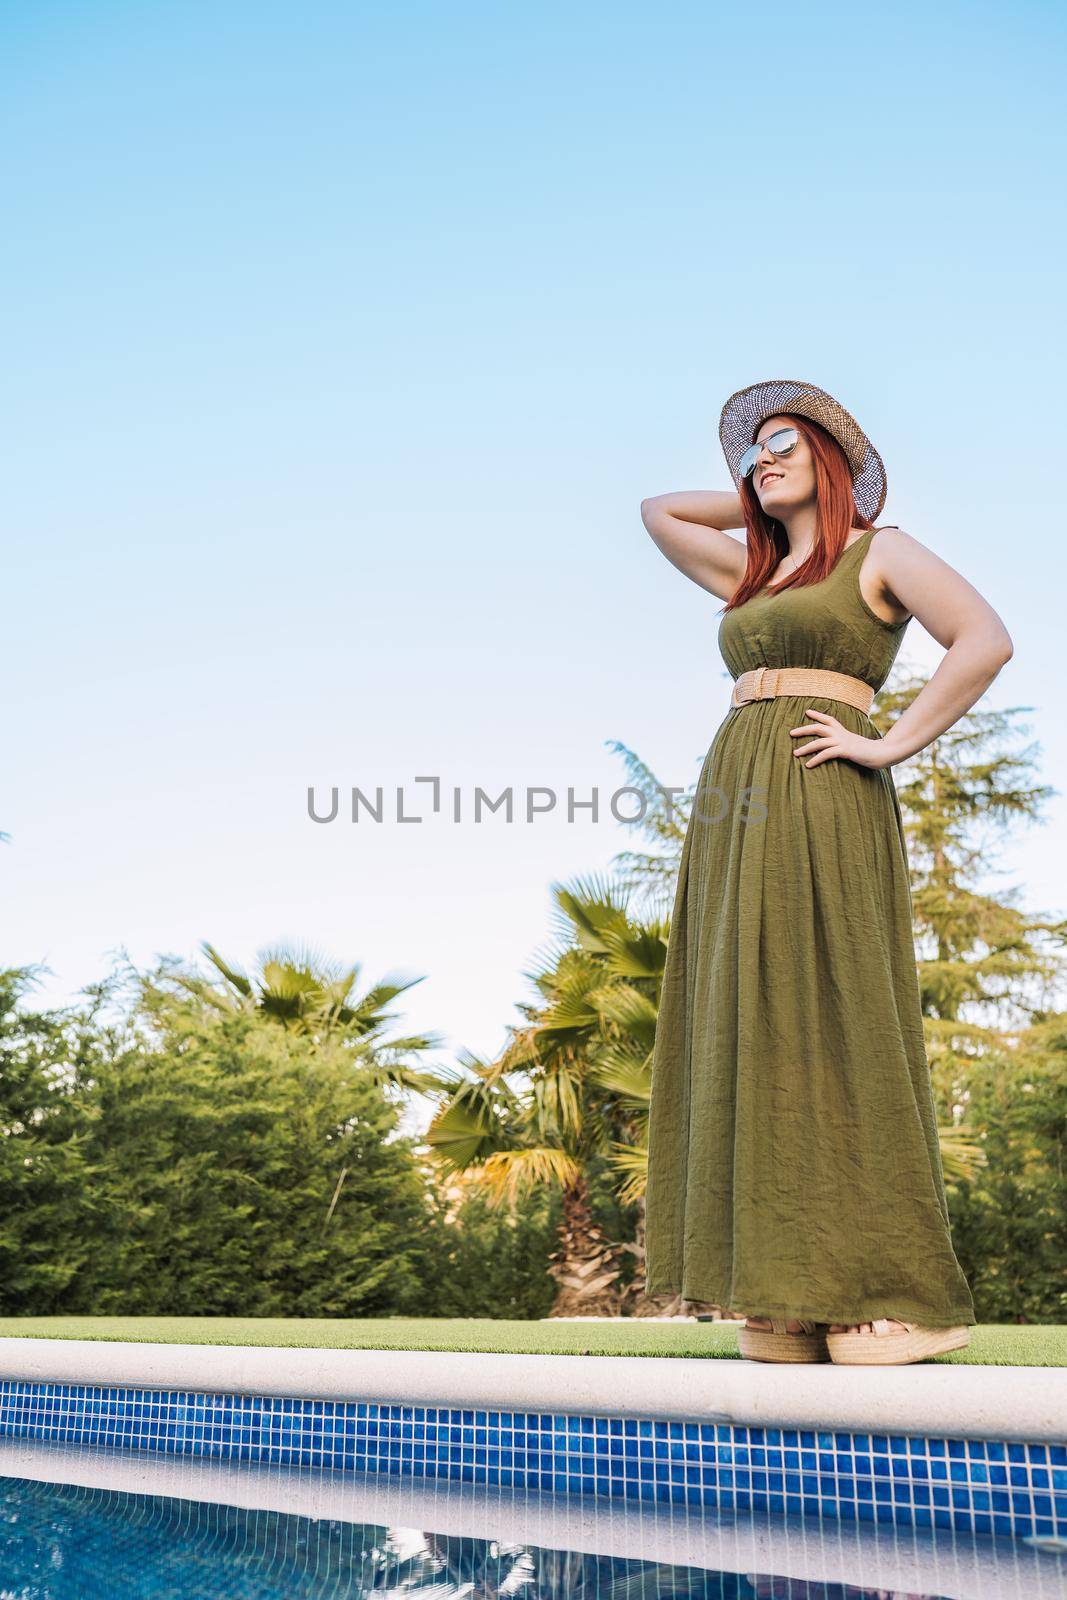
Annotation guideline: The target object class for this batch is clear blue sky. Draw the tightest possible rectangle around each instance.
[4,1,1064,1069]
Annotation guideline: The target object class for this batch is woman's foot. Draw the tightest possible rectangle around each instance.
[737,1316,831,1362]
[825,1319,970,1364]
[827,1320,910,1333]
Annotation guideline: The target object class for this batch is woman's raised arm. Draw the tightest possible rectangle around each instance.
[641,489,749,600]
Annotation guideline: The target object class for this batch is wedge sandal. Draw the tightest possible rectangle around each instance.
[826,1318,970,1365]
[737,1318,831,1363]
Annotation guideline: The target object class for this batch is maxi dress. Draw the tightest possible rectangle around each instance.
[643,526,977,1329]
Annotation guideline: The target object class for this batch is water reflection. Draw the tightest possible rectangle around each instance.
[743,1584,940,1599]
[0,1474,965,1599]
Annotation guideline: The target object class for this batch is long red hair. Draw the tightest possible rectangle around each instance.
[721,413,874,611]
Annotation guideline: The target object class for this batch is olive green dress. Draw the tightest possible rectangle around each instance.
[644,526,976,1329]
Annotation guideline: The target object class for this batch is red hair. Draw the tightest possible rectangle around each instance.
[721,413,874,611]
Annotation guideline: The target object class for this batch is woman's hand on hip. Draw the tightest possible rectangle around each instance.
[789,708,892,770]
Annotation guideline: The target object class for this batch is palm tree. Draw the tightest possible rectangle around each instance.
[601,738,691,918]
[426,875,669,1317]
[169,941,448,1097]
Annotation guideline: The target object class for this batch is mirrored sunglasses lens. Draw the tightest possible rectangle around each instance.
[739,444,760,478]
[769,427,798,454]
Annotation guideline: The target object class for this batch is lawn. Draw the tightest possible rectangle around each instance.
[0,1318,1063,1366]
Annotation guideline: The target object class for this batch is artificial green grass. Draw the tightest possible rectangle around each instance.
[0,1317,1062,1365]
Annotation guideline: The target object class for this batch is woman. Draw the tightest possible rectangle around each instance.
[640,379,1013,1366]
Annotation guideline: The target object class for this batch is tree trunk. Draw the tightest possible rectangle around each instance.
[545,1176,626,1317]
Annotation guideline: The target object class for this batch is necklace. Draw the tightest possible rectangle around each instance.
[783,540,816,574]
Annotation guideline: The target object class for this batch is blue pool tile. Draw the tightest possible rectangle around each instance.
[0,1379,1060,1541]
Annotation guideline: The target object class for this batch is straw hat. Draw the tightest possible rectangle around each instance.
[718,378,888,522]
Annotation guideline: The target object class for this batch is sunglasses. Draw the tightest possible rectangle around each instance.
[739,426,800,481]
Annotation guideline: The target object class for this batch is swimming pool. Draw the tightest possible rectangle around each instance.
[1,1337,1064,1594]
[1,1338,1063,1542]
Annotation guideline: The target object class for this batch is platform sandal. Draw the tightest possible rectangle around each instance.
[825,1319,970,1366]
[737,1318,831,1363]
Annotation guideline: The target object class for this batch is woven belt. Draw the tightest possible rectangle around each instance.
[730,665,875,715]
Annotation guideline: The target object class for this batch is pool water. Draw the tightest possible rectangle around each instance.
[0,1474,889,1597]
[0,1469,1063,1599]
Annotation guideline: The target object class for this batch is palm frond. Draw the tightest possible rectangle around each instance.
[937,1127,989,1186]
[588,1048,653,1107]
[604,1138,648,1204]
[361,1060,456,1097]
[469,1146,580,1207]
[598,923,670,982]
[424,1073,520,1171]
[199,942,253,997]
[588,982,659,1041]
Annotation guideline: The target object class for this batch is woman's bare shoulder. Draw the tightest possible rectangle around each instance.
[859,525,918,624]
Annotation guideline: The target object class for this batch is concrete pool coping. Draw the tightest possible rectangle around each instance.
[1,1338,1064,1443]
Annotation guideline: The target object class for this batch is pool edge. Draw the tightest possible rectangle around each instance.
[0,1338,1063,1443]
